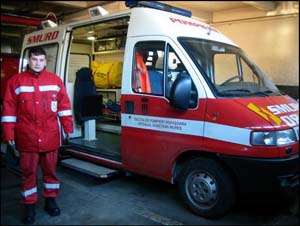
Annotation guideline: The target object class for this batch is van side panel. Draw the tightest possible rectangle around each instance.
[121,95,206,181]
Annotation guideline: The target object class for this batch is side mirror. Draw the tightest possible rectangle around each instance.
[169,73,198,110]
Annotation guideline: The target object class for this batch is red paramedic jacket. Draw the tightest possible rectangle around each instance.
[1,68,73,152]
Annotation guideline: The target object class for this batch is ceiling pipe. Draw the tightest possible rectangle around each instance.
[1,15,41,26]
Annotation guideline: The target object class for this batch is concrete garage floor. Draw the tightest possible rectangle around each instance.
[1,159,299,225]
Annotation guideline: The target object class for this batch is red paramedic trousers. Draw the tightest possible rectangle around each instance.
[19,150,60,204]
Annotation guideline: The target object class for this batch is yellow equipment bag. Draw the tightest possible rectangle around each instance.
[91,61,123,88]
[92,61,113,88]
[109,61,122,88]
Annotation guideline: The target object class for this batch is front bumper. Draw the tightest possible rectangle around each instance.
[220,153,299,194]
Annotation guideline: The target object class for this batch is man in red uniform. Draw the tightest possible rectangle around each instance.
[1,47,73,224]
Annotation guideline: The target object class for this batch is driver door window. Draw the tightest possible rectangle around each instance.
[132,42,195,104]
[132,41,165,95]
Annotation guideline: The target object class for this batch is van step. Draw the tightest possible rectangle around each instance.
[60,158,119,179]
[96,123,121,134]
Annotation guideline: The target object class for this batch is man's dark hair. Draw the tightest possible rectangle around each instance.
[28,47,47,58]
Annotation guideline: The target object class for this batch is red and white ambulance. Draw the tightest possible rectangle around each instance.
[18,1,298,218]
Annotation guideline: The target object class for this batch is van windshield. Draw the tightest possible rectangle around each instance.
[179,38,281,97]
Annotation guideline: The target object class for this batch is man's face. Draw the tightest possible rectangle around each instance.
[28,54,47,72]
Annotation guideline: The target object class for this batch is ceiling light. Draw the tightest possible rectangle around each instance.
[87,36,96,41]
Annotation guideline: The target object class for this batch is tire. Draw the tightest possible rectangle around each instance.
[178,157,236,219]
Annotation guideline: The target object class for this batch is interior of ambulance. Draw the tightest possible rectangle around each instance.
[64,17,130,162]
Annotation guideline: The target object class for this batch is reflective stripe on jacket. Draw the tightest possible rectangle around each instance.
[1,69,73,152]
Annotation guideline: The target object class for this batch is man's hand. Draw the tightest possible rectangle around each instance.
[65,133,70,141]
[63,133,71,145]
[8,140,15,146]
[7,140,19,159]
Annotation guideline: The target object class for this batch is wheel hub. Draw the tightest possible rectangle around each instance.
[189,172,217,204]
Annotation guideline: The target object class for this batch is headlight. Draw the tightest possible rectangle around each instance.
[251,129,298,146]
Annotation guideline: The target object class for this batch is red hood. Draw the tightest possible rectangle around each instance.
[234,95,299,129]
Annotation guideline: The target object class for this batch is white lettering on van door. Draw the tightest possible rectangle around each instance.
[132,116,188,132]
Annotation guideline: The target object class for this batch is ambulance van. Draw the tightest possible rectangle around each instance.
[19,1,298,218]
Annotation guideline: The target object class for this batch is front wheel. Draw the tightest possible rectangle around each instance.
[178,157,236,219]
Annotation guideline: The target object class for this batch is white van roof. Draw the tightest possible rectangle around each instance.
[127,7,237,47]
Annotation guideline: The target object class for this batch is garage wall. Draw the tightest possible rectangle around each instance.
[213,14,299,89]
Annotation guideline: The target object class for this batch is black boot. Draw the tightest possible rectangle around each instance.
[22,204,35,225]
[44,197,61,216]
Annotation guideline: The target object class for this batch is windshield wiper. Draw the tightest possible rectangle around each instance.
[219,89,251,93]
[250,90,274,96]
[218,89,251,97]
